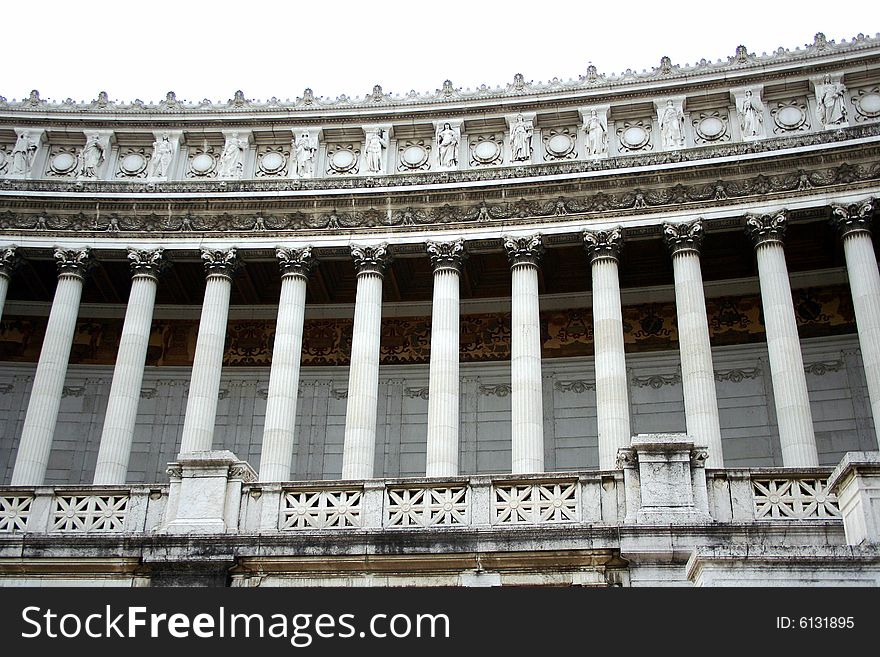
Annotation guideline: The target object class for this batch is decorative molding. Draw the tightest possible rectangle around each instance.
[803,360,844,375]
[714,367,761,382]
[54,247,92,278]
[503,234,543,268]
[276,246,315,278]
[745,210,787,248]
[663,220,703,257]
[583,228,623,263]
[631,373,682,389]
[553,379,596,394]
[831,197,874,240]
[479,383,512,397]
[426,240,466,274]
[351,244,391,276]
[127,248,166,279]
[404,387,430,400]
[0,245,20,279]
[200,247,239,279]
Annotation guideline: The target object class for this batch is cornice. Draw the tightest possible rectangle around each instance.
[1,33,877,120]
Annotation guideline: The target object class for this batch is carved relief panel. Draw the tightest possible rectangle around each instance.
[184,138,222,178]
[850,85,880,123]
[541,126,578,161]
[615,118,654,153]
[325,142,361,176]
[690,109,731,145]
[769,98,812,134]
[468,132,504,167]
[113,134,155,180]
[254,132,291,178]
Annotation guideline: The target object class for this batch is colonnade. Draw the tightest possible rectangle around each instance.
[4,201,879,484]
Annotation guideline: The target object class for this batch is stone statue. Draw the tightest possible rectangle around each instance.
[217,132,248,178]
[816,75,847,126]
[293,132,317,178]
[364,130,387,174]
[78,134,105,178]
[738,89,764,138]
[510,114,532,161]
[436,122,459,168]
[583,110,607,155]
[10,131,38,176]
[659,100,685,148]
[148,133,175,178]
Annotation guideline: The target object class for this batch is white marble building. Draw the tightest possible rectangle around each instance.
[0,33,879,586]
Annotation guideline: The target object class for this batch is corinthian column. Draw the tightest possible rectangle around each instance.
[832,199,880,449]
[93,249,165,484]
[503,235,545,474]
[259,247,314,482]
[178,248,238,455]
[425,240,466,477]
[0,246,20,320]
[341,244,391,480]
[664,221,724,467]
[584,229,631,470]
[747,212,818,466]
[11,247,91,485]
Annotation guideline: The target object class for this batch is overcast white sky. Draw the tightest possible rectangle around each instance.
[4,1,877,103]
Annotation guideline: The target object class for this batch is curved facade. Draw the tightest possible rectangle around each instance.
[1,33,880,586]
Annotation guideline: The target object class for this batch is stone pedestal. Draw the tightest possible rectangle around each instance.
[828,451,880,545]
[617,433,711,525]
[163,450,256,535]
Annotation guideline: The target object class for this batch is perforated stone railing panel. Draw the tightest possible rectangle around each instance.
[752,477,840,519]
[50,494,129,532]
[280,488,363,529]
[0,495,33,533]
[384,486,469,527]
[492,480,580,525]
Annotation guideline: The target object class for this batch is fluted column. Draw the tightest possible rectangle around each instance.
[11,248,91,485]
[341,244,391,480]
[259,247,314,482]
[747,212,818,466]
[504,235,545,474]
[425,240,466,477]
[584,229,631,470]
[178,248,238,455]
[93,249,165,484]
[0,246,20,320]
[664,221,724,467]
[833,199,880,449]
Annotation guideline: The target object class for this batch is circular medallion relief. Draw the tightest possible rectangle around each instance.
[622,126,649,149]
[401,145,428,168]
[472,140,500,163]
[546,133,574,157]
[191,153,215,175]
[259,151,286,174]
[50,152,77,174]
[857,92,880,117]
[120,152,147,175]
[330,149,356,172]
[696,116,725,140]
[775,106,805,130]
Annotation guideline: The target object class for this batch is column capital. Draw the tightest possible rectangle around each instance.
[663,220,703,257]
[200,247,239,279]
[831,198,874,240]
[54,247,92,279]
[503,234,543,268]
[351,244,391,276]
[127,248,166,280]
[426,240,467,274]
[745,210,787,248]
[276,246,315,279]
[583,227,623,263]
[0,245,21,280]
